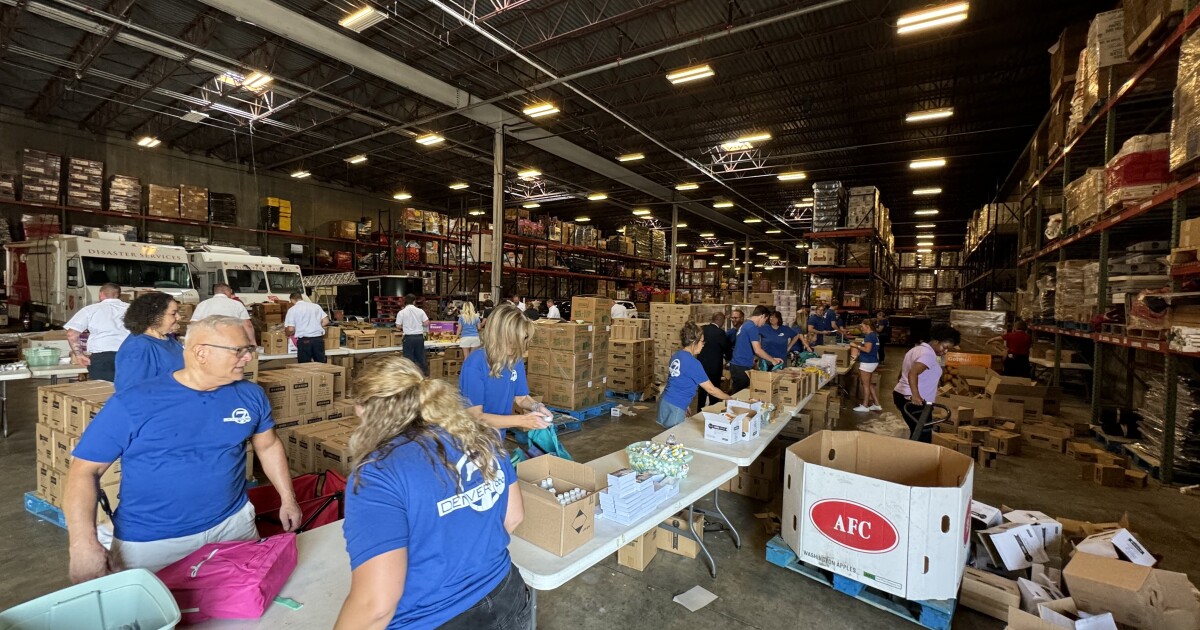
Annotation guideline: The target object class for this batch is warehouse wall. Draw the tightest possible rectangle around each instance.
[0,109,452,235]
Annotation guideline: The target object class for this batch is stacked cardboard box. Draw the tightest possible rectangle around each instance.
[260,197,292,232]
[260,364,361,476]
[179,184,209,221]
[649,303,731,381]
[611,318,650,341]
[106,175,141,214]
[34,382,118,522]
[144,184,180,218]
[427,346,465,382]
[66,158,104,208]
[607,339,654,393]
[0,171,15,200]
[209,192,237,225]
[19,149,62,205]
[721,444,782,501]
[526,321,609,410]
[846,186,878,230]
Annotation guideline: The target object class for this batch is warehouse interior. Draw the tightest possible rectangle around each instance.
[2,1,1200,629]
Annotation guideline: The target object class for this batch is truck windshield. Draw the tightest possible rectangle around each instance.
[267,271,303,295]
[83,257,193,289]
[226,269,269,294]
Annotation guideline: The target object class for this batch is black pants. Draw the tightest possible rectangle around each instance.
[877,341,887,363]
[296,337,326,364]
[697,365,724,408]
[1004,355,1031,378]
[894,390,932,443]
[440,563,532,630]
[87,351,117,382]
[403,334,427,375]
[729,364,751,393]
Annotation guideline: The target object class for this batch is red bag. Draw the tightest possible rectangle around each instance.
[157,533,297,624]
[248,470,346,537]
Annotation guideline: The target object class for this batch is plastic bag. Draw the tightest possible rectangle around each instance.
[525,425,572,461]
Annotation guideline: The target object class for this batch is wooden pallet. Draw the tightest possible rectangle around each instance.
[764,536,955,630]
[606,389,645,402]
[1090,425,1134,454]
[1101,323,1127,335]
[1126,327,1167,341]
[1124,444,1162,479]
[24,492,66,529]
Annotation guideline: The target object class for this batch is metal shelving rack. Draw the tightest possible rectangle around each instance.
[801,227,895,313]
[1010,4,1200,483]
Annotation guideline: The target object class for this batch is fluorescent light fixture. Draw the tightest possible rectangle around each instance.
[345,154,368,164]
[517,169,541,180]
[700,232,715,237]
[339,5,387,32]
[720,141,754,152]
[737,132,772,143]
[587,192,608,201]
[468,210,486,216]
[575,216,591,222]
[448,182,469,190]
[675,223,688,228]
[522,202,540,209]
[708,262,719,266]
[917,235,935,240]
[180,110,208,123]
[617,153,644,162]
[743,218,762,224]
[290,169,310,179]
[677,242,687,247]
[392,192,412,200]
[906,107,954,123]
[910,157,947,169]
[722,264,731,269]
[916,248,934,253]
[897,2,968,35]
[136,136,161,148]
[757,251,769,256]
[724,241,734,245]
[632,209,651,216]
[243,71,273,90]
[713,201,734,208]
[914,209,940,216]
[675,182,699,191]
[715,253,726,257]
[769,255,780,260]
[666,64,714,84]
[523,102,559,118]
[915,223,937,228]
[777,171,807,181]
[795,243,805,248]
[696,248,708,253]
[913,188,942,196]
[415,133,445,146]
[765,229,781,234]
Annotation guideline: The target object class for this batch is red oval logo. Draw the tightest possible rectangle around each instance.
[809,499,899,554]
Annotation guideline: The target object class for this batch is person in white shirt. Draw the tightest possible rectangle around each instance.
[64,283,130,382]
[396,294,431,374]
[611,301,629,320]
[284,292,330,363]
[192,283,256,344]
[545,298,562,320]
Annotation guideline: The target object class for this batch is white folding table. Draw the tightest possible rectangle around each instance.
[0,368,30,437]
[29,364,88,384]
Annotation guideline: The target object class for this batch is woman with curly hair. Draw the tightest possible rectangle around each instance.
[335,355,529,630]
[114,292,184,391]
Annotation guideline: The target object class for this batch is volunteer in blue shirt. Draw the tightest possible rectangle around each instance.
[851,318,882,412]
[65,316,300,580]
[455,301,483,358]
[728,305,781,393]
[825,300,845,340]
[659,322,732,428]
[114,291,184,391]
[761,310,810,364]
[459,304,551,440]
[808,304,832,346]
[726,309,744,347]
[336,356,529,630]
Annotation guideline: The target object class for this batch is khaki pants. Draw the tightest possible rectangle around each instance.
[110,500,258,573]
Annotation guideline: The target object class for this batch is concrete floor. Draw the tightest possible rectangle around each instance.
[3,359,1199,629]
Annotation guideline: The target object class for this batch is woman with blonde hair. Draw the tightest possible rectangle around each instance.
[659,321,731,428]
[455,302,482,357]
[335,356,530,630]
[459,303,551,439]
[851,318,882,412]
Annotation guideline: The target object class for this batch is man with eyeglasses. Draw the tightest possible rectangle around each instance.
[284,292,330,364]
[64,315,301,581]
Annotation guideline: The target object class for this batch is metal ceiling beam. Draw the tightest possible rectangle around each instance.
[0,0,28,50]
[26,0,136,121]
[193,0,774,241]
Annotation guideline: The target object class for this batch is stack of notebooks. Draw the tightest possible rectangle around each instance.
[597,467,679,526]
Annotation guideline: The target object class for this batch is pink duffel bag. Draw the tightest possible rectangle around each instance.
[156,533,298,624]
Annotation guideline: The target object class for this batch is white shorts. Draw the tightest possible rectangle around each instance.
[458,336,481,348]
[110,500,258,573]
[859,362,879,373]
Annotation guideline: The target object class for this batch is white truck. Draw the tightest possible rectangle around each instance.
[187,245,306,304]
[6,234,199,329]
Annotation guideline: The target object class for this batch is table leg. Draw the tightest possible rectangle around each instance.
[1,380,7,438]
[50,375,58,385]
[688,503,718,579]
[707,488,741,549]
[529,588,538,630]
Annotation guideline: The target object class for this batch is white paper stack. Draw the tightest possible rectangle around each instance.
[598,469,665,525]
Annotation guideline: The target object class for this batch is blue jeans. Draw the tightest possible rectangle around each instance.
[440,563,532,630]
[657,401,688,429]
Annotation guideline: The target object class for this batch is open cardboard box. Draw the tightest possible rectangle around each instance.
[514,455,601,557]
[1063,552,1200,630]
[781,431,974,600]
[1006,599,1117,630]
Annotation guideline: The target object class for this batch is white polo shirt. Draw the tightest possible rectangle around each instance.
[284,301,328,338]
[611,302,628,319]
[546,305,561,319]
[63,298,130,353]
[396,304,429,335]
[192,294,251,321]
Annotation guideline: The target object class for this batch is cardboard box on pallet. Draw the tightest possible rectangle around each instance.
[571,297,614,326]
[781,431,973,600]
[285,362,347,399]
[179,184,209,221]
[514,455,599,556]
[144,184,180,218]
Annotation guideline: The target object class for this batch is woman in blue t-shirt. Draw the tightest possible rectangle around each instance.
[459,304,551,440]
[851,318,882,412]
[335,355,530,630]
[455,301,482,358]
[659,322,732,428]
[114,292,184,391]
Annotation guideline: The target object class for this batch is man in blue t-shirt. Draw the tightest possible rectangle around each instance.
[726,309,744,348]
[729,305,781,393]
[809,304,832,346]
[825,300,845,341]
[64,316,302,582]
